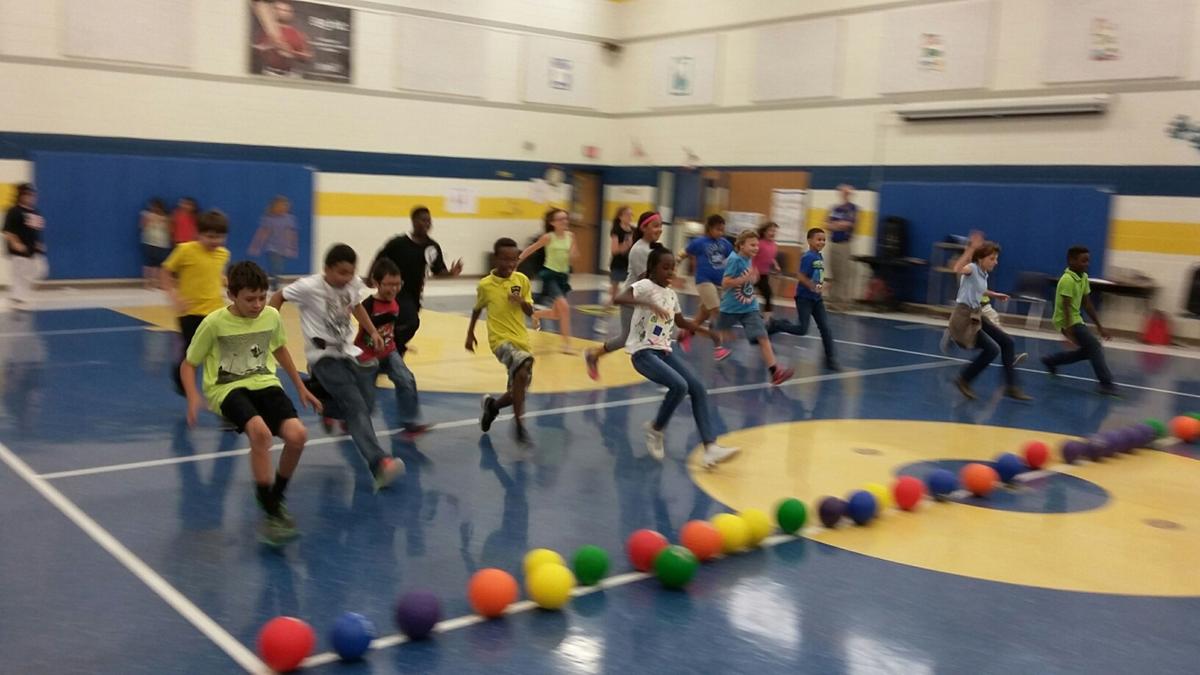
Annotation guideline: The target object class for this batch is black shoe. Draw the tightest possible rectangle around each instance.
[1097,384,1120,397]
[514,423,531,446]
[955,377,977,400]
[480,395,499,433]
[825,361,841,372]
[1041,356,1058,377]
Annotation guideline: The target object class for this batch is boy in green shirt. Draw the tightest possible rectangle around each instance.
[182,261,321,546]
[1042,246,1117,395]
[466,238,535,444]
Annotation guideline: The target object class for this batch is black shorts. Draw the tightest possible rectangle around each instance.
[219,386,298,435]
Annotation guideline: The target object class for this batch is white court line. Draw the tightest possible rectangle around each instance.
[38,360,956,481]
[789,335,1200,400]
[0,442,268,674]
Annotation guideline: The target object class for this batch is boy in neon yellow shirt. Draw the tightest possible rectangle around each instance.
[182,261,320,546]
[1042,246,1116,396]
[466,238,535,444]
[162,210,230,395]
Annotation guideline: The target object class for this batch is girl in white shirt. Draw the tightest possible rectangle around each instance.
[616,247,739,469]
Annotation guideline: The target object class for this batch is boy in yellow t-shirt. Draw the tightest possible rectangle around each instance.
[162,209,231,395]
[182,261,320,546]
[466,238,535,444]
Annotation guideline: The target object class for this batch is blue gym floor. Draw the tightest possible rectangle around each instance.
[1,292,1198,674]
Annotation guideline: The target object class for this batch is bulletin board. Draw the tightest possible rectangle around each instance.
[1043,0,1189,83]
[523,36,600,109]
[878,0,993,94]
[396,16,489,97]
[753,18,841,102]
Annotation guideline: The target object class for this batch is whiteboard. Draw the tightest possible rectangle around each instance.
[396,16,488,98]
[753,18,840,102]
[62,0,192,68]
[522,36,599,108]
[650,34,720,108]
[1043,0,1189,83]
[878,0,992,94]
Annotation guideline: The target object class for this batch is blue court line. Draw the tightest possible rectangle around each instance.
[36,360,957,480]
[0,442,266,673]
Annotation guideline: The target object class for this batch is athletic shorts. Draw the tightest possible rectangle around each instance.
[494,341,535,389]
[717,311,767,341]
[219,386,298,435]
[696,282,721,310]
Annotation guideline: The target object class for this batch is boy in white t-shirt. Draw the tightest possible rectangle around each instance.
[617,246,739,469]
[270,244,405,491]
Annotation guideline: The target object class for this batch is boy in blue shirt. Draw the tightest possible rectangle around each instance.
[681,214,734,360]
[717,230,794,385]
[767,228,839,371]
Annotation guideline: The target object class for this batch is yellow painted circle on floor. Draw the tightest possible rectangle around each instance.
[116,304,644,393]
[689,420,1200,597]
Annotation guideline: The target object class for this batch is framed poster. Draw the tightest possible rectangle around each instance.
[249,0,352,83]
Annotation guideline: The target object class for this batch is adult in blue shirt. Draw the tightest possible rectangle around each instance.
[824,184,858,309]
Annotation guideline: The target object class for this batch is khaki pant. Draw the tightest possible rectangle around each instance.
[826,241,854,305]
[9,254,47,307]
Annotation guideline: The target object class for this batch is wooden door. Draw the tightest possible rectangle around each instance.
[570,171,600,274]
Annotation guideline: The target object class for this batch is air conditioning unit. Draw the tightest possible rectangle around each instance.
[895,94,1111,121]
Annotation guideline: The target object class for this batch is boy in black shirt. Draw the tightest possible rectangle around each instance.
[372,205,463,308]
[3,183,47,310]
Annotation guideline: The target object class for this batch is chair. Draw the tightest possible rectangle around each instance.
[1007,271,1050,330]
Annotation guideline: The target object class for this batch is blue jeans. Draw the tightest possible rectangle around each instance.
[631,349,715,444]
[768,297,837,363]
[312,357,388,470]
[1045,323,1114,387]
[366,351,422,427]
[960,319,1016,387]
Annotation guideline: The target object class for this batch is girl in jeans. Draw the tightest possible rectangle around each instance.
[616,246,739,469]
[947,231,1032,401]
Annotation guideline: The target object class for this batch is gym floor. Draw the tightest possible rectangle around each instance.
[1,283,1197,674]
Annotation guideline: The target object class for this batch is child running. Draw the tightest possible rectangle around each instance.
[352,258,429,437]
[618,247,739,467]
[752,221,782,321]
[518,208,579,354]
[718,230,795,385]
[946,232,1031,401]
[271,244,405,490]
[584,211,665,380]
[1041,245,1117,396]
[766,228,839,371]
[162,209,230,395]
[181,261,318,546]
[679,214,733,360]
[468,238,536,445]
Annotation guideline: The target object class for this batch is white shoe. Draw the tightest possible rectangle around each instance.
[703,443,740,469]
[643,421,664,461]
[1014,352,1028,366]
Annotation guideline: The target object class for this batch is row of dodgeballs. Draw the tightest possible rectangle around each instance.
[255,414,1198,672]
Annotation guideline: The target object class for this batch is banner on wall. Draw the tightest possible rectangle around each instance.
[249,0,352,83]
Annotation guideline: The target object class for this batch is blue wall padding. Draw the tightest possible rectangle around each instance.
[33,151,313,280]
[877,182,1111,303]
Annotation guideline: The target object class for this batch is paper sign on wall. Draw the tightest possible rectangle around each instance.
[770,189,808,244]
[445,186,478,214]
[725,211,764,236]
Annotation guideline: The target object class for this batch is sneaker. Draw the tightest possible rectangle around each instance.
[401,423,432,440]
[480,395,499,433]
[643,421,665,460]
[1097,384,1120,398]
[713,346,732,362]
[702,443,741,469]
[321,417,348,435]
[1041,356,1058,377]
[770,366,795,386]
[678,330,693,353]
[825,360,841,373]
[955,377,977,400]
[1004,387,1033,401]
[1014,352,1028,366]
[372,457,405,492]
[274,501,297,529]
[257,514,300,547]
[514,423,531,446]
[939,329,951,354]
[584,350,600,381]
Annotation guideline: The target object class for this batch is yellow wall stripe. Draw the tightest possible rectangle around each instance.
[316,193,566,219]
[1109,219,1200,256]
